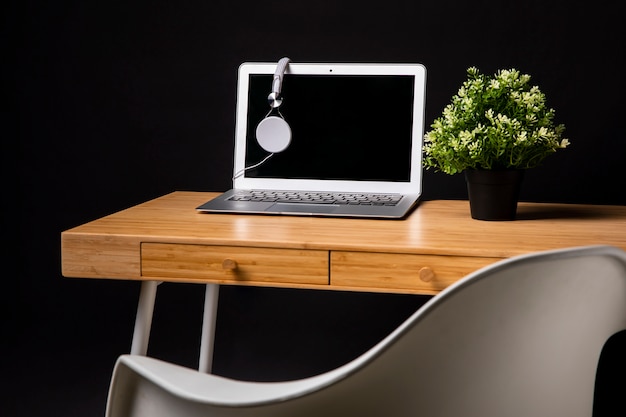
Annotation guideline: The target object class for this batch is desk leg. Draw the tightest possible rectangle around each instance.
[130,280,160,355]
[199,283,219,373]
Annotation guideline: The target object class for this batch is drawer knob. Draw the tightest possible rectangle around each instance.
[222,259,238,270]
[419,267,435,282]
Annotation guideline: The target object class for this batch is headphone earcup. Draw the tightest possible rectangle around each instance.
[256,116,292,153]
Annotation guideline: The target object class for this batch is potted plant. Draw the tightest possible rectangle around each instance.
[423,67,570,220]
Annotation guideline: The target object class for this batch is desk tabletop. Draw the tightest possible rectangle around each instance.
[64,191,626,258]
[61,192,626,292]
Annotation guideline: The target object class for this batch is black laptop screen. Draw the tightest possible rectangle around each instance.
[244,74,415,182]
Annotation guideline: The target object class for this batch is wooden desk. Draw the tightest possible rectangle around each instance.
[62,191,626,294]
[61,191,626,370]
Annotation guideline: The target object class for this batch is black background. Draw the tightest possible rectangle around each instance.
[5,1,625,415]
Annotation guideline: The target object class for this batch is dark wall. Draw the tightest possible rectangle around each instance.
[6,1,625,415]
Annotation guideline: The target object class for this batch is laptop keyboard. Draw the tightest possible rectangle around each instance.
[228,190,403,206]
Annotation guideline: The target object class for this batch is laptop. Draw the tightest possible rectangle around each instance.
[196,61,427,219]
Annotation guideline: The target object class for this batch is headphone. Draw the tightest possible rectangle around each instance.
[255,57,292,153]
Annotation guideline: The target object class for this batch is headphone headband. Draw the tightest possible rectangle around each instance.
[271,57,291,96]
[268,57,291,108]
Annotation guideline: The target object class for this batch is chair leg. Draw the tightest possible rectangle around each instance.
[199,283,220,373]
[130,281,160,355]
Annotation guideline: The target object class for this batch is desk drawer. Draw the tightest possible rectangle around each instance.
[331,252,498,292]
[142,243,329,285]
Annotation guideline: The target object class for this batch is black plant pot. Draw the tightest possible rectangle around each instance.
[465,169,525,221]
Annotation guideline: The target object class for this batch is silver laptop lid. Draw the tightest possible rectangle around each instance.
[233,62,427,195]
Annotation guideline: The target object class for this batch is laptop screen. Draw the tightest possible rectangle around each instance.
[233,63,426,194]
[244,74,415,182]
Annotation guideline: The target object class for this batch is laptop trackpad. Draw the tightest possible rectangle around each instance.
[269,203,338,214]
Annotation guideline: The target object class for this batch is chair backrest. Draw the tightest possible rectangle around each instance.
[106,245,626,417]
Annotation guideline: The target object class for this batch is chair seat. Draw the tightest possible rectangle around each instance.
[113,354,349,406]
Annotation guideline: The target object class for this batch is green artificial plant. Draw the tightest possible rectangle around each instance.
[423,67,569,175]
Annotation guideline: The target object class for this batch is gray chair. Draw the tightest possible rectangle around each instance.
[105,245,626,417]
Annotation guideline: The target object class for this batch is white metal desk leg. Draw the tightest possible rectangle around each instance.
[130,281,159,355]
[199,283,219,373]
